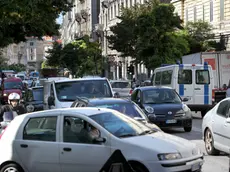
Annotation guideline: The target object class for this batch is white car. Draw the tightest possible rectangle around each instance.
[0,108,203,172]
[202,97,230,155]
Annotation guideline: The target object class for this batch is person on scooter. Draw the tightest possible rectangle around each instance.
[0,93,26,121]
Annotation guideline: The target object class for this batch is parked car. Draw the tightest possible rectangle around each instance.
[0,108,203,172]
[110,80,132,97]
[202,97,230,155]
[0,77,24,104]
[24,86,44,112]
[71,97,161,131]
[131,86,192,132]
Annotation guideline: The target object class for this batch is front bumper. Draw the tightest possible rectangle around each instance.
[149,116,192,128]
[146,156,204,172]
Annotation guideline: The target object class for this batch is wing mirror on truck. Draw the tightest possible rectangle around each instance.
[182,97,189,102]
[48,96,55,106]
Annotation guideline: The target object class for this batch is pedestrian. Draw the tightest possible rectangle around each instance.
[226,80,230,98]
[0,93,26,121]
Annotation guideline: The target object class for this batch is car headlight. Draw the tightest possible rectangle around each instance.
[26,104,35,112]
[158,153,182,161]
[182,104,190,112]
[144,106,154,114]
[3,93,7,97]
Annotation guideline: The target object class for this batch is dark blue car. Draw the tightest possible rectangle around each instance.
[131,86,192,132]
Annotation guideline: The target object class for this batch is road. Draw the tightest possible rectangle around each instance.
[164,112,229,172]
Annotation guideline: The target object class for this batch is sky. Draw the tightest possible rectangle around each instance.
[56,15,63,24]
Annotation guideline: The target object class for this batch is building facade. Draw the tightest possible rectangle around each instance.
[61,0,100,45]
[171,0,230,50]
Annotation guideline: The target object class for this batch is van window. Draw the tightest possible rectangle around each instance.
[196,70,210,84]
[155,72,161,85]
[178,69,192,84]
[161,71,172,85]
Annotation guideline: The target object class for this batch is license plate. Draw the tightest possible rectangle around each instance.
[191,163,201,171]
[166,119,177,124]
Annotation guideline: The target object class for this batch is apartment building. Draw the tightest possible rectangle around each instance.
[61,0,100,45]
[171,0,230,50]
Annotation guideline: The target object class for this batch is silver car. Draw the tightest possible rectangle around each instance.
[110,80,132,97]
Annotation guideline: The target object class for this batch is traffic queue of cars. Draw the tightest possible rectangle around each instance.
[0,76,206,172]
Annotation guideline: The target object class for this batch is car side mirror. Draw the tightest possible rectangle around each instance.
[48,96,55,106]
[93,137,106,144]
[226,118,230,123]
[182,98,189,102]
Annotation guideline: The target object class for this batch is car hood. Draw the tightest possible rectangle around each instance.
[123,132,199,158]
[143,103,183,114]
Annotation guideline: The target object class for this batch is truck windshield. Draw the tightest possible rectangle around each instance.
[55,80,113,101]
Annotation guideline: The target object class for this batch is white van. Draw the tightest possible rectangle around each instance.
[43,77,114,110]
[151,63,214,117]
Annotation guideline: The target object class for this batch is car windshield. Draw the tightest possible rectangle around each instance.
[111,81,131,88]
[90,111,156,138]
[3,81,23,90]
[55,80,113,101]
[143,89,181,104]
[32,88,43,101]
[94,103,147,119]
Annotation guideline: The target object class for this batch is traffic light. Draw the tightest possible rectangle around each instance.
[127,65,134,75]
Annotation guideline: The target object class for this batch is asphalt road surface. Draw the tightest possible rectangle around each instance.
[163,112,229,172]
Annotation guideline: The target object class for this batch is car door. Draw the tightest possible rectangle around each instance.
[212,100,230,149]
[14,114,61,172]
[59,113,112,172]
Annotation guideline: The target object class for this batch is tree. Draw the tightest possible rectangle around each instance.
[185,20,215,53]
[0,0,73,48]
[46,35,102,77]
[107,0,189,71]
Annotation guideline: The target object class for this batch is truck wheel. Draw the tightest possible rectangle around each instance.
[201,110,207,118]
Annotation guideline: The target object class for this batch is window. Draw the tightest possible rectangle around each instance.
[30,42,33,46]
[23,117,57,142]
[154,72,161,85]
[210,0,213,22]
[63,116,100,144]
[196,70,210,84]
[130,0,132,6]
[194,6,197,22]
[186,8,188,22]
[178,69,192,84]
[114,4,116,17]
[161,70,172,85]
[126,0,128,7]
[4,81,23,90]
[217,100,230,117]
[111,82,131,88]
[220,0,224,21]
[203,4,205,21]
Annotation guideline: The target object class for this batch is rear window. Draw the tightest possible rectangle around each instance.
[111,82,131,88]
[196,70,210,84]
[3,81,23,90]
[178,69,192,84]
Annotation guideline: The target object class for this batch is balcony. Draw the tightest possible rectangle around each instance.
[101,0,109,8]
[75,13,82,23]
[80,10,88,21]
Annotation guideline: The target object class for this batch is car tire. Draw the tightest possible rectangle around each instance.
[0,163,23,172]
[184,126,192,132]
[204,129,220,155]
[130,163,149,172]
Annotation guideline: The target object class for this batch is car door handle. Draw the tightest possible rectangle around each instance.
[20,144,28,148]
[194,88,201,90]
[63,148,72,152]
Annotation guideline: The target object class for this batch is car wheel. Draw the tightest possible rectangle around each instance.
[0,163,23,172]
[205,129,219,155]
[130,163,149,172]
[184,126,192,132]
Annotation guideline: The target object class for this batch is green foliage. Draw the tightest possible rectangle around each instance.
[185,20,215,53]
[41,60,57,69]
[107,0,189,69]
[46,36,102,77]
[0,0,73,48]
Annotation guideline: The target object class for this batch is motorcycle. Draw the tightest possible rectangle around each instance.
[0,111,18,133]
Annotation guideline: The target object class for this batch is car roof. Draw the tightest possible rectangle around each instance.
[4,77,22,82]
[136,86,173,91]
[14,107,114,120]
[87,98,132,104]
[54,77,108,83]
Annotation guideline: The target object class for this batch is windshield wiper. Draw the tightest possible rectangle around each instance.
[139,130,155,135]
[119,134,137,138]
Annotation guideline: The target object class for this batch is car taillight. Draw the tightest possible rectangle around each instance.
[212,90,215,98]
[129,90,133,94]
[0,127,7,140]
